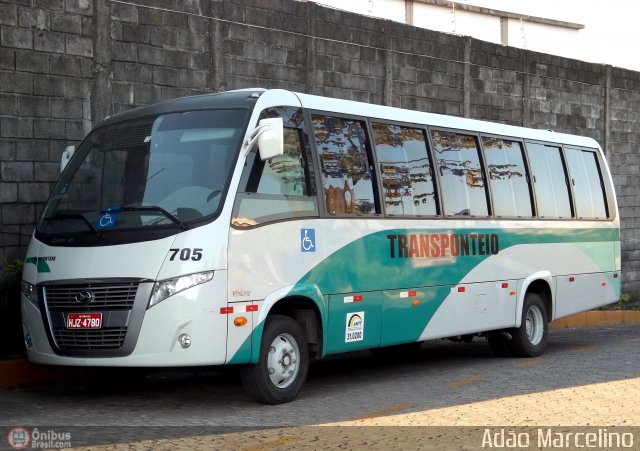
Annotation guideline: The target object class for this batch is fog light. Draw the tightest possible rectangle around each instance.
[178,334,191,349]
[24,333,33,350]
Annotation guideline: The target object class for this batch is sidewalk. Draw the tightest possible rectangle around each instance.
[1,310,639,390]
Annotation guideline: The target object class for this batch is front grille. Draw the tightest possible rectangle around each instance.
[45,282,138,310]
[42,281,143,355]
[52,328,127,350]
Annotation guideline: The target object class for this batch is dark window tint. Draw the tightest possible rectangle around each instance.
[565,147,607,219]
[372,123,437,216]
[312,115,376,215]
[525,142,572,218]
[431,130,488,216]
[482,137,533,218]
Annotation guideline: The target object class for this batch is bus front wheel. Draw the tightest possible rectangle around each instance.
[508,292,549,357]
[240,315,309,404]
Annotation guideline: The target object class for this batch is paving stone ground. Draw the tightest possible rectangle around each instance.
[1,324,638,450]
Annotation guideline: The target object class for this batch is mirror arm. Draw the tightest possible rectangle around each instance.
[241,123,273,156]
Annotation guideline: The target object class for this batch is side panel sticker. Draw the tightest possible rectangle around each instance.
[345,311,365,342]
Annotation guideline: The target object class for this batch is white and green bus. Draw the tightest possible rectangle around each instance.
[21,88,620,403]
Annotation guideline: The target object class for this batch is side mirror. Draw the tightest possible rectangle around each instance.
[61,145,75,173]
[257,118,284,161]
[242,118,284,160]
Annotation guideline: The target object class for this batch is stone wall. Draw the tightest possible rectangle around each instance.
[1,0,639,299]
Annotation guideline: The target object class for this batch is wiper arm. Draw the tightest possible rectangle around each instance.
[43,213,105,238]
[119,205,187,230]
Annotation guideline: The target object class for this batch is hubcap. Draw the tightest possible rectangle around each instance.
[267,333,300,389]
[525,305,544,345]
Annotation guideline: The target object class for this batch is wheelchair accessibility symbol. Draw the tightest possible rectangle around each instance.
[96,208,119,229]
[301,228,315,252]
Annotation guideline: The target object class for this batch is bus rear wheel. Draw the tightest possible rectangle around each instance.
[240,315,309,404]
[507,292,549,357]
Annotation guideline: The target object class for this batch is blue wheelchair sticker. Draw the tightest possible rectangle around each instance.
[96,208,119,229]
[301,228,315,252]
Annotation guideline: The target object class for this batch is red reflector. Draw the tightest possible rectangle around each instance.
[246,305,258,312]
[457,287,465,293]
[353,295,363,302]
[409,290,417,297]
[220,307,233,314]
[613,273,619,278]
[602,282,607,286]
[569,277,575,282]
[501,283,508,289]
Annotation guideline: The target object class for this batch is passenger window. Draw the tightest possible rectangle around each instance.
[565,147,608,219]
[312,115,377,215]
[372,123,437,216]
[525,142,572,219]
[431,130,488,216]
[482,137,533,218]
[233,127,318,227]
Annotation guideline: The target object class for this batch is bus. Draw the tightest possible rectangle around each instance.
[21,88,620,403]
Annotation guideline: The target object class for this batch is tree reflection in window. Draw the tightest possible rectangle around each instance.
[312,115,376,215]
[372,123,437,216]
[482,137,533,217]
[431,130,488,216]
[257,129,307,195]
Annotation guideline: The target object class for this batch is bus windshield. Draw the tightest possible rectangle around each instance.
[37,109,248,243]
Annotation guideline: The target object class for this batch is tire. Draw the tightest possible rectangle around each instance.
[507,292,549,357]
[240,315,309,404]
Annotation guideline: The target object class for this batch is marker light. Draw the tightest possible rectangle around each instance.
[21,281,38,308]
[234,317,248,327]
[149,271,214,308]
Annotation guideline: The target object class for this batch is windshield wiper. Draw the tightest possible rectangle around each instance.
[119,205,187,230]
[43,213,106,238]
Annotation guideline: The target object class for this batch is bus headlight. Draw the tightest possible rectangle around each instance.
[148,271,214,308]
[21,281,38,308]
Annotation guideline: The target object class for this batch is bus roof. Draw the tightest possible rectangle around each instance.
[95,88,601,150]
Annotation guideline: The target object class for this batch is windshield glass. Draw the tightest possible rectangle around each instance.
[37,109,248,242]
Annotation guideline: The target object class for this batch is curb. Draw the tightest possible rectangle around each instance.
[549,310,640,329]
[0,359,87,390]
[1,311,639,390]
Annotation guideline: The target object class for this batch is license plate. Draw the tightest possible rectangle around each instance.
[66,313,102,329]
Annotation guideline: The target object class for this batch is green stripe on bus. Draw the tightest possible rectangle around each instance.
[229,227,615,361]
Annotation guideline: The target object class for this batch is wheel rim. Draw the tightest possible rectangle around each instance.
[525,305,544,345]
[267,333,300,389]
